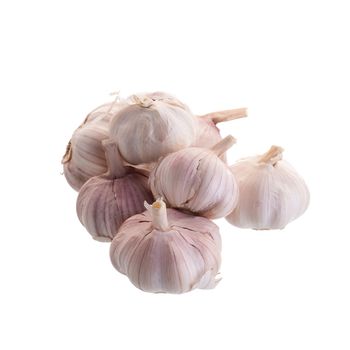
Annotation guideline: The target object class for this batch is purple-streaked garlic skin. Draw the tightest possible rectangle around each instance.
[110,199,221,294]
[62,101,126,191]
[109,94,197,165]
[76,139,154,242]
[77,173,154,242]
[149,136,239,219]
[226,146,310,230]
[195,117,222,149]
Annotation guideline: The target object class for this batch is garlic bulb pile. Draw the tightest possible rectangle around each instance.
[110,199,221,293]
[226,146,310,229]
[77,140,153,241]
[149,135,239,219]
[62,99,126,190]
[62,90,309,294]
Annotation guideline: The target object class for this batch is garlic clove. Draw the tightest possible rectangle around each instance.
[226,145,310,230]
[76,139,154,241]
[109,92,197,164]
[110,199,221,294]
[149,136,239,219]
[62,97,127,190]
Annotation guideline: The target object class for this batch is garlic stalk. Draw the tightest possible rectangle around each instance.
[194,108,247,153]
[226,145,310,230]
[149,135,239,219]
[109,93,197,164]
[76,139,154,242]
[62,97,127,190]
[110,199,221,293]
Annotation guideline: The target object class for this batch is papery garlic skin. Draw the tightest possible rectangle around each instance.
[226,146,310,230]
[76,140,154,242]
[110,199,221,294]
[62,101,126,191]
[109,93,197,164]
[149,136,239,219]
[130,91,191,112]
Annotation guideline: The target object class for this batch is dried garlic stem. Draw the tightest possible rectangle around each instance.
[106,91,121,114]
[102,139,127,178]
[211,135,236,157]
[201,108,247,124]
[145,199,169,231]
[130,95,153,108]
[259,145,284,166]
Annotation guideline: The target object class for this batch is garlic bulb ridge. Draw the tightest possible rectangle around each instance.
[110,199,221,293]
[226,145,310,230]
[149,135,239,219]
[76,139,154,242]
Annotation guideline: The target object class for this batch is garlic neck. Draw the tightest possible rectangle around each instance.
[259,145,284,166]
[201,108,247,124]
[211,135,236,157]
[130,94,153,108]
[102,139,127,179]
[145,199,169,231]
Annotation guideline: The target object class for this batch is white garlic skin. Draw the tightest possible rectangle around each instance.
[77,173,154,242]
[62,102,126,191]
[149,136,239,219]
[226,148,310,230]
[109,93,196,164]
[110,200,221,294]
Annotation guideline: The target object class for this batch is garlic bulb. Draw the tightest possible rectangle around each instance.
[194,108,247,150]
[149,135,239,219]
[76,140,154,242]
[110,198,221,294]
[109,93,197,164]
[226,146,310,230]
[62,99,126,191]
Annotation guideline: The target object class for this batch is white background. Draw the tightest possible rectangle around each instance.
[1,1,349,349]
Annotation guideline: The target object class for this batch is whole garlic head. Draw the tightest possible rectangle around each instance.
[109,93,197,164]
[62,99,127,191]
[149,135,239,219]
[110,199,221,294]
[76,140,154,242]
[226,146,310,230]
